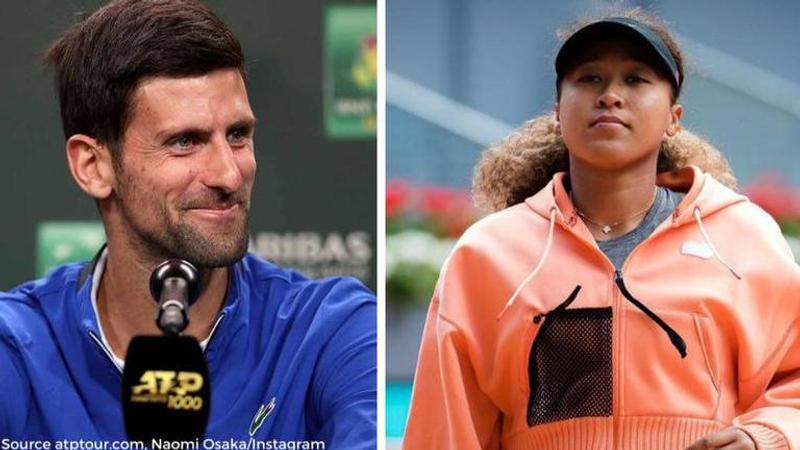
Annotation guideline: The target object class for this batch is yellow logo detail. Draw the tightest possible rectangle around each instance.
[130,371,204,410]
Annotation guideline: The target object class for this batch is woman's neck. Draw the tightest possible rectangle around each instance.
[568,158,659,240]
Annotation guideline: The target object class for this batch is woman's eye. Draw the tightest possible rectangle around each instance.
[578,74,600,83]
[626,75,648,84]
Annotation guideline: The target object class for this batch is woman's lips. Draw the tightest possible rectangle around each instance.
[590,115,629,128]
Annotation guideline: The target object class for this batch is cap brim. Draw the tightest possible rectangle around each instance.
[555,18,680,92]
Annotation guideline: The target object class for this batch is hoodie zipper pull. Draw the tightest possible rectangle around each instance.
[614,270,688,358]
[533,285,582,324]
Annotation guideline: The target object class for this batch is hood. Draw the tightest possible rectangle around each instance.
[525,165,748,229]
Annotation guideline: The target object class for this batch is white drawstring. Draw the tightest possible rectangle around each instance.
[497,207,558,319]
[693,207,742,280]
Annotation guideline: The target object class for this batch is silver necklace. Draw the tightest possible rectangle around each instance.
[570,187,658,234]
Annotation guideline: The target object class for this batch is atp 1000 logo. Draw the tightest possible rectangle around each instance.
[130,370,205,411]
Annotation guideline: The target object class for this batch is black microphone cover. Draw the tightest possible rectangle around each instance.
[150,260,200,307]
[149,260,201,335]
[123,335,210,442]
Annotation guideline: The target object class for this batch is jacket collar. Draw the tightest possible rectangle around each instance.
[73,247,249,370]
[525,165,747,229]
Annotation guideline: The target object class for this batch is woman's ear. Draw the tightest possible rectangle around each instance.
[554,103,561,134]
[65,134,116,200]
[666,104,683,137]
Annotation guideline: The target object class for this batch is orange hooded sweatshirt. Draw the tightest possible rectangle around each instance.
[403,166,800,450]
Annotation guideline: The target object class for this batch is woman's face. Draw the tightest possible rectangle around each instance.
[556,39,682,172]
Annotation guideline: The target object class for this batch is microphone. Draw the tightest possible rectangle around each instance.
[122,259,210,443]
[149,260,201,335]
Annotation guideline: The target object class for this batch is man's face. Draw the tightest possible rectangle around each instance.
[111,68,256,268]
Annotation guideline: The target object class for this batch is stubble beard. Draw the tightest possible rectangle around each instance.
[115,174,251,269]
[161,210,250,268]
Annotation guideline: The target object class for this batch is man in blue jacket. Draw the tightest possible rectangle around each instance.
[0,0,376,447]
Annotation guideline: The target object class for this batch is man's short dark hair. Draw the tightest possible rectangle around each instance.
[44,0,245,158]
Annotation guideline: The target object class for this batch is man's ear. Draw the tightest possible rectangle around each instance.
[66,134,116,200]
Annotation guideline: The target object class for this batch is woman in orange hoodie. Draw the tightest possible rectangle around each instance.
[403,8,800,450]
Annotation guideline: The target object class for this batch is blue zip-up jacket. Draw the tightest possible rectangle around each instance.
[0,252,376,447]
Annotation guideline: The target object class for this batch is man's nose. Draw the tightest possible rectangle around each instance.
[201,137,244,193]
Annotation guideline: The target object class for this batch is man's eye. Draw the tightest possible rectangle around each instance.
[228,129,251,144]
[171,135,196,150]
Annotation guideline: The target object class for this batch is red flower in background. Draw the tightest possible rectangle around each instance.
[387,179,411,218]
[419,186,475,238]
[387,179,481,239]
[744,173,800,221]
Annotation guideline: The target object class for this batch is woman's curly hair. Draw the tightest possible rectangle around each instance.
[472,113,737,212]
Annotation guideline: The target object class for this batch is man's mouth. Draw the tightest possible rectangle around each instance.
[187,202,244,220]
[193,201,240,211]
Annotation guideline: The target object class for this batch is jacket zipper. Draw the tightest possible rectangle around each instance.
[611,271,623,449]
[532,285,582,324]
[551,210,684,447]
[528,285,583,426]
[612,213,686,446]
[88,330,123,375]
[614,270,687,357]
[204,312,226,350]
